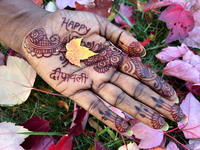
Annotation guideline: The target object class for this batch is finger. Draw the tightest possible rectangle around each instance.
[68,89,129,133]
[95,15,146,57]
[109,71,187,124]
[92,82,169,130]
[119,56,179,102]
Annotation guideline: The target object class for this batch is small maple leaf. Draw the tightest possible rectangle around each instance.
[65,38,98,67]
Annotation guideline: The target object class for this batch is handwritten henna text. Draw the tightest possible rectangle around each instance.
[50,68,88,83]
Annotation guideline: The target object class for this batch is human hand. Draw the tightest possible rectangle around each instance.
[21,10,187,133]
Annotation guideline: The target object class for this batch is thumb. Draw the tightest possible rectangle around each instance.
[97,15,146,57]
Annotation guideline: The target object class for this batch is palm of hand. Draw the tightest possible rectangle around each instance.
[22,10,186,133]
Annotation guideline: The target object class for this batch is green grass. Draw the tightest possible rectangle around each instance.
[0,0,194,149]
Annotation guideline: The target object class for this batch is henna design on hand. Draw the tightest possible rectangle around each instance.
[61,17,91,35]
[24,28,64,58]
[99,109,128,132]
[121,57,175,98]
[50,68,88,83]
[153,76,175,98]
[135,105,165,129]
[84,46,123,73]
[118,41,145,57]
[134,83,144,98]
[151,97,183,122]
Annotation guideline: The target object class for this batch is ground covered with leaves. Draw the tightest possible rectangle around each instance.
[1,0,200,150]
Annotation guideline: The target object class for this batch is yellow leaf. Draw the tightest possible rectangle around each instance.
[66,38,98,67]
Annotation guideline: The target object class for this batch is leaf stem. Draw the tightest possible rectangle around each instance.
[146,44,178,51]
[32,87,66,97]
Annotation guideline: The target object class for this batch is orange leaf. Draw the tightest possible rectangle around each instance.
[66,38,98,67]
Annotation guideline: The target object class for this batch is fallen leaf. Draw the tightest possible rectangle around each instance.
[0,56,36,106]
[21,116,50,149]
[49,103,89,150]
[149,147,165,150]
[163,59,200,84]
[115,3,135,28]
[131,122,164,149]
[75,0,113,18]
[45,1,57,12]
[178,93,200,138]
[38,85,53,93]
[186,82,200,95]
[183,48,200,67]
[180,1,200,48]
[0,122,30,150]
[66,38,98,67]
[158,3,195,44]
[30,136,56,150]
[95,138,110,150]
[144,0,172,11]
[166,141,179,150]
[49,134,73,150]
[186,139,200,150]
[118,142,139,150]
[56,100,69,110]
[144,0,190,12]
[56,0,94,9]
[0,52,5,66]
[32,0,43,6]
[88,145,94,150]
[88,118,102,132]
[156,43,188,63]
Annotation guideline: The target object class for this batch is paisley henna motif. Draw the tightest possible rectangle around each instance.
[24,28,64,58]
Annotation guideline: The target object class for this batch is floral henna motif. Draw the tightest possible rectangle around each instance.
[118,41,145,57]
[99,109,128,132]
[121,57,175,98]
[83,46,122,73]
[152,97,184,122]
[135,105,165,129]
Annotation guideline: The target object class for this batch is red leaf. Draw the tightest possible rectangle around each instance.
[115,3,136,28]
[49,135,73,150]
[21,116,50,149]
[144,0,172,11]
[30,136,56,150]
[95,138,110,150]
[49,103,89,150]
[163,60,200,84]
[178,93,200,138]
[158,3,195,44]
[139,39,150,47]
[156,43,188,63]
[131,122,165,149]
[75,0,113,18]
[186,83,200,95]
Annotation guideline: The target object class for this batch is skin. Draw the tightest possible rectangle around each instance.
[0,0,187,133]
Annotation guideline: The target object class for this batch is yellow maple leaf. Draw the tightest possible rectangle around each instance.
[65,38,98,67]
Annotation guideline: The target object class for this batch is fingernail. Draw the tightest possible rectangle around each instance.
[123,127,133,136]
[161,122,169,131]
[180,114,188,124]
[174,97,179,104]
